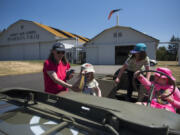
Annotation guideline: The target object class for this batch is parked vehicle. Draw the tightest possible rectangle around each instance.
[150,59,157,66]
[0,86,180,135]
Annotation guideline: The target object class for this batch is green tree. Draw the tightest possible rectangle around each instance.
[156,46,168,61]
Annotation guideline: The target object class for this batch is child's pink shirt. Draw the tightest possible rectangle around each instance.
[138,75,180,109]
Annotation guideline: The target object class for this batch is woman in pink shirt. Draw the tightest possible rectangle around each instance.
[43,42,73,94]
[135,67,180,113]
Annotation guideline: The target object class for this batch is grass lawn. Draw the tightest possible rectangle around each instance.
[0,60,179,83]
[156,61,180,83]
[0,60,79,76]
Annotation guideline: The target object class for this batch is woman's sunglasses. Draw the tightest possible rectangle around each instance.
[56,51,65,54]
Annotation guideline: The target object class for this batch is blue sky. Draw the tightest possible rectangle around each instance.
[0,0,179,43]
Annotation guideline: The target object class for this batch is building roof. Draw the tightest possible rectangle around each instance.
[2,19,89,44]
[84,25,159,46]
[34,22,68,39]
[33,21,89,43]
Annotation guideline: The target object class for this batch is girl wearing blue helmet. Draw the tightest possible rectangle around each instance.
[115,43,151,101]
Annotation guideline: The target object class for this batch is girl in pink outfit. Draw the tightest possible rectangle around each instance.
[135,67,180,113]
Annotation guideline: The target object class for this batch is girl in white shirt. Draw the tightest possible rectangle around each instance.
[72,63,102,97]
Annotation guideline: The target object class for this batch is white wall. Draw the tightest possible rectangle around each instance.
[0,20,66,60]
[23,43,39,60]
[98,45,115,65]
[0,20,57,46]
[86,44,115,65]
[39,42,54,60]
[86,26,158,64]
[89,27,157,46]
[9,44,24,60]
[86,47,99,65]
[0,43,41,60]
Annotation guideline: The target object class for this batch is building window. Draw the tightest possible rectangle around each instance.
[113,32,117,38]
[20,25,24,30]
[113,32,123,43]
[118,32,122,37]
[113,32,122,38]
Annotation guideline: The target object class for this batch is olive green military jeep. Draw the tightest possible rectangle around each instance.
[0,86,179,135]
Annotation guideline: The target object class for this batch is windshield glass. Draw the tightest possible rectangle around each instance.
[0,101,108,135]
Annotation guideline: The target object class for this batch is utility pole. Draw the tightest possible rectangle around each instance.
[178,41,180,65]
[75,37,78,64]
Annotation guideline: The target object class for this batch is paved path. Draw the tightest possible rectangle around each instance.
[0,72,44,91]
[0,65,121,92]
[71,65,121,75]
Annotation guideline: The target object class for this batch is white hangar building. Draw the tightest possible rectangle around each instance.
[84,26,159,65]
[0,20,89,61]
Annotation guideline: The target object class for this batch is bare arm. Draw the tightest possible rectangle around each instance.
[93,86,102,97]
[71,76,82,92]
[115,64,128,83]
[47,71,72,89]
[145,66,151,80]
[134,71,152,91]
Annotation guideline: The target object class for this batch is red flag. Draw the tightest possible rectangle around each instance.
[108,9,122,20]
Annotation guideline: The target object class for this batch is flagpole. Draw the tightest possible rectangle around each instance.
[116,14,119,26]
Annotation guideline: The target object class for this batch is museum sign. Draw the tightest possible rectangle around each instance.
[7,31,40,41]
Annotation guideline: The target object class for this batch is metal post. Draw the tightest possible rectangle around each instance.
[71,47,73,64]
[147,84,155,107]
[178,41,180,65]
[75,37,78,64]
[116,15,119,26]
